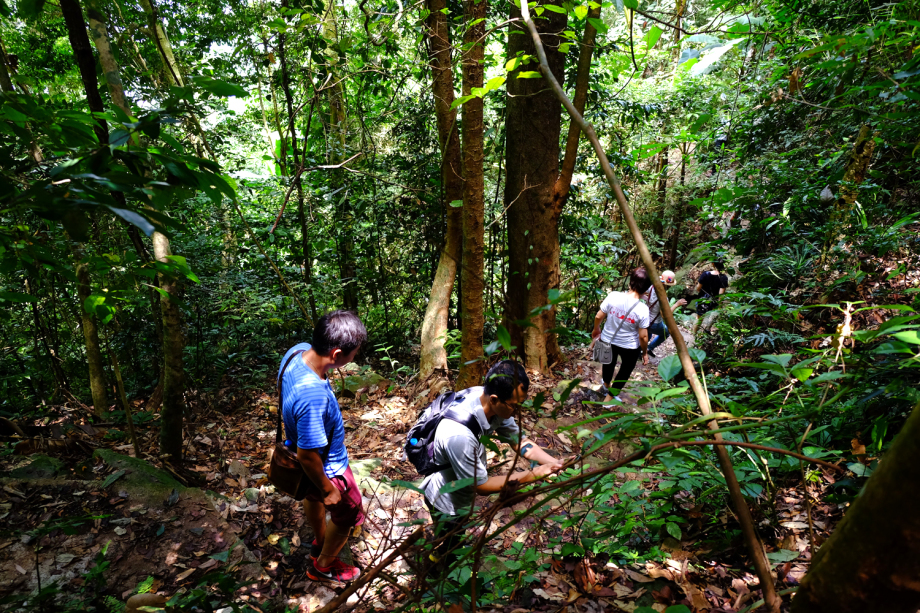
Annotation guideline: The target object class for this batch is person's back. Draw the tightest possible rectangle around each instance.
[421,386,520,516]
[417,360,563,567]
[699,270,728,298]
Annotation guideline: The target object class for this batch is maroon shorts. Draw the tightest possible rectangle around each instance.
[302,465,365,528]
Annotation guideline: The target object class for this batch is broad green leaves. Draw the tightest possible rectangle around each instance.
[689,38,745,76]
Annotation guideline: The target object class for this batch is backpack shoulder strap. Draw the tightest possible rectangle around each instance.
[443,407,485,440]
[276,349,306,444]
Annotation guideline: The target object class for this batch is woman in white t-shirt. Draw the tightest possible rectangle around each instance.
[591,268,652,403]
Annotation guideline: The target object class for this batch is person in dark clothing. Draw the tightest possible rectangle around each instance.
[691,261,729,334]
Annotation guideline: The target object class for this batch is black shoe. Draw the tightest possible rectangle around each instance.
[648,349,657,358]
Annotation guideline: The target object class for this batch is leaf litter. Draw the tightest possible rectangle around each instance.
[0,342,847,612]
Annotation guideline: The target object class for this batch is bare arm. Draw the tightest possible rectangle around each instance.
[519,438,561,467]
[297,447,341,506]
[474,439,563,494]
[639,328,649,365]
[592,309,606,341]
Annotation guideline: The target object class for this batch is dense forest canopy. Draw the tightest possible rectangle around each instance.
[1,0,919,609]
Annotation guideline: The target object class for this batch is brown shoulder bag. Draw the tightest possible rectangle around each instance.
[267,350,313,500]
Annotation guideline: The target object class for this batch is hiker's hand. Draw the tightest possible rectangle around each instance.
[323,485,342,506]
[676,298,688,307]
[532,463,561,480]
[642,353,650,365]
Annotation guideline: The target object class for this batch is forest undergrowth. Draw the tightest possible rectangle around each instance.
[0,338,847,613]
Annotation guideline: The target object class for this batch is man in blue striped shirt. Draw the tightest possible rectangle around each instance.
[278,310,367,582]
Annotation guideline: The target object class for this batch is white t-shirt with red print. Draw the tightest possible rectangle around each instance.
[599,291,650,349]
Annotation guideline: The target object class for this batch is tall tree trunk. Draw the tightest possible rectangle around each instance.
[137,0,185,87]
[504,0,568,373]
[60,0,108,143]
[153,233,185,462]
[792,402,920,613]
[87,0,185,457]
[86,0,129,116]
[455,0,487,389]
[419,0,464,378]
[321,2,358,312]
[75,255,109,417]
[61,0,111,416]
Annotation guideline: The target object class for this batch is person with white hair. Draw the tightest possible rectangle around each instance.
[642,270,688,358]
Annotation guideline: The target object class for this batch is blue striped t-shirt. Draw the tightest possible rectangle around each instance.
[277,343,349,478]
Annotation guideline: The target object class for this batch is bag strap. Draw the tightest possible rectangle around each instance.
[276,349,306,444]
[609,295,642,341]
[443,408,485,440]
[648,291,662,325]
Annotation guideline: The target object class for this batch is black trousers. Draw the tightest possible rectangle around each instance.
[601,345,641,395]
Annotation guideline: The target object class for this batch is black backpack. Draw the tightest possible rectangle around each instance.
[405,391,484,477]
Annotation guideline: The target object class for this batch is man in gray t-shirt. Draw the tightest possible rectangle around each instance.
[420,360,564,564]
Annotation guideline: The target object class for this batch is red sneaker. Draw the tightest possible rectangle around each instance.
[307,558,360,582]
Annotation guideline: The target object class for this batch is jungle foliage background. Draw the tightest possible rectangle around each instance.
[1,0,919,608]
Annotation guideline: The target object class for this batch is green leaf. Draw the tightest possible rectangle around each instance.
[0,291,38,303]
[689,39,743,76]
[561,542,585,556]
[573,4,588,19]
[484,75,507,92]
[766,549,799,564]
[84,294,106,316]
[665,522,681,539]
[644,25,664,49]
[623,0,637,8]
[665,607,692,613]
[449,199,463,207]
[543,3,566,12]
[658,354,681,381]
[278,537,290,555]
[688,348,706,363]
[108,207,155,237]
[762,354,792,367]
[439,478,475,494]
[811,371,845,383]
[390,480,425,495]
[210,549,230,563]
[587,17,608,33]
[892,330,920,344]
[101,469,126,489]
[496,324,512,350]
[516,71,543,79]
[191,76,248,98]
[791,368,813,382]
[449,95,475,110]
[848,462,873,477]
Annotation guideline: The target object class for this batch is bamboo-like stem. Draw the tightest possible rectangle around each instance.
[106,335,141,458]
[516,2,780,609]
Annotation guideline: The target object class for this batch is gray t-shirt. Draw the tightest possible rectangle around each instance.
[420,386,521,516]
